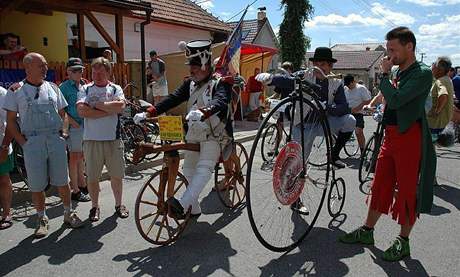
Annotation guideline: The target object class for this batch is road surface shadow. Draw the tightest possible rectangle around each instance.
[0,214,118,276]
[113,212,239,276]
[433,184,460,211]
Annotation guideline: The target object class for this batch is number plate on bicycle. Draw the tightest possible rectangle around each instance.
[158,116,184,141]
[272,141,305,205]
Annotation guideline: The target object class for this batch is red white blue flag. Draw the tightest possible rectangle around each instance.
[216,6,248,75]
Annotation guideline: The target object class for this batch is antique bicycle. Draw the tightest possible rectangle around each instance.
[133,117,248,245]
[246,67,346,252]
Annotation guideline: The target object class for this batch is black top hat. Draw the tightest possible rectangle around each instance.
[67,57,84,69]
[309,47,337,63]
[182,40,212,68]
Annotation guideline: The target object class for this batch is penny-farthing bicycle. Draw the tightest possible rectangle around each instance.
[133,117,248,245]
[246,68,346,252]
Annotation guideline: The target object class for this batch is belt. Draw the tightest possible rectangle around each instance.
[23,130,60,137]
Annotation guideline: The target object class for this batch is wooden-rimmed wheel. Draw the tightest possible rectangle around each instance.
[135,169,191,245]
[214,142,248,208]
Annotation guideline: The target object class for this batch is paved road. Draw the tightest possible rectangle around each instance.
[1,118,459,276]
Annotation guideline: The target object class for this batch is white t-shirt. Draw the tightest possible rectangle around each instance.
[0,87,12,154]
[3,81,68,130]
[345,84,371,113]
[77,82,125,141]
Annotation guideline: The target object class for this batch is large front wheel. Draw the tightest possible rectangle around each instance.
[246,96,330,252]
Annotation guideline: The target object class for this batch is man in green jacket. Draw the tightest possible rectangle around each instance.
[339,27,436,262]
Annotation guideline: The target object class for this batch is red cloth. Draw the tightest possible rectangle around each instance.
[369,123,422,225]
[0,48,27,61]
[247,75,263,93]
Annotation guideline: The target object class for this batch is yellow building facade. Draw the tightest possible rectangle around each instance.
[0,11,68,62]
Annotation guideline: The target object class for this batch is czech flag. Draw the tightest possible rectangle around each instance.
[216,6,248,76]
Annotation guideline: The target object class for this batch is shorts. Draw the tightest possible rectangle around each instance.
[0,154,14,175]
[67,127,84,152]
[352,113,365,129]
[83,139,125,183]
[23,134,69,192]
[369,123,421,225]
[146,82,168,103]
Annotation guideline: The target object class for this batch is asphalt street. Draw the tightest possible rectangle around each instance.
[1,118,459,277]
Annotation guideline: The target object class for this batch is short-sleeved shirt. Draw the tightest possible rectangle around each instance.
[3,81,68,131]
[147,59,167,87]
[345,84,372,113]
[77,82,125,141]
[452,74,460,100]
[60,79,85,125]
[0,87,12,154]
[427,75,454,129]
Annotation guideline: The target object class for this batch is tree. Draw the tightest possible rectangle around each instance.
[278,0,314,70]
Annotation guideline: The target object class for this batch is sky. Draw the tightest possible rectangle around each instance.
[195,0,460,66]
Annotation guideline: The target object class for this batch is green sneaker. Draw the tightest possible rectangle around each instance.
[339,226,375,245]
[382,237,410,262]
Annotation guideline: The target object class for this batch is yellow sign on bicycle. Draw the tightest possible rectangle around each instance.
[158,116,184,141]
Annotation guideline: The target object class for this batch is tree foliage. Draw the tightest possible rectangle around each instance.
[279,0,314,70]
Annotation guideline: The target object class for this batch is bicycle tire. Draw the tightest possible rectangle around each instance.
[13,141,28,186]
[343,133,360,158]
[134,170,191,245]
[358,135,376,184]
[123,123,147,164]
[246,95,330,252]
[260,124,279,162]
[327,177,346,217]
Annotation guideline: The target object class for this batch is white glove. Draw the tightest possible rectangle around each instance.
[133,112,146,125]
[255,73,273,85]
[186,109,204,122]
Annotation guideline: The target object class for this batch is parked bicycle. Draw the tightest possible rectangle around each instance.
[358,104,385,195]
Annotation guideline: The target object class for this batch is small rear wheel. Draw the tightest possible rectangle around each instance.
[327,178,346,217]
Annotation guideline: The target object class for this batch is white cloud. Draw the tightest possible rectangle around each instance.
[305,4,414,28]
[417,15,460,65]
[196,0,214,10]
[404,0,460,6]
[219,11,232,21]
[427,12,441,17]
[364,37,379,42]
[370,3,415,25]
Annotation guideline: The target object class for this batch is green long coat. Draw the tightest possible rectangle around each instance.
[379,61,436,214]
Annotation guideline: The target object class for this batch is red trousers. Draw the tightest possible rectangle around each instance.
[369,123,421,225]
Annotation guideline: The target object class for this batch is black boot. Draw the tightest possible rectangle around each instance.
[331,131,353,169]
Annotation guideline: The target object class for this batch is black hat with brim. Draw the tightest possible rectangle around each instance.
[309,47,337,63]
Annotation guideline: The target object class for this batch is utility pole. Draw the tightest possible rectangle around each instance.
[420,53,426,62]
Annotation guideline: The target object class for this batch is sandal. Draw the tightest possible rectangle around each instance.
[115,205,129,218]
[0,216,13,230]
[89,207,100,222]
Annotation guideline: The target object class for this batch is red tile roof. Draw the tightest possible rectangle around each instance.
[228,19,260,43]
[306,50,385,70]
[143,0,231,34]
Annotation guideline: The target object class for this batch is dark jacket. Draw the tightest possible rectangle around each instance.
[155,76,233,137]
[269,74,351,116]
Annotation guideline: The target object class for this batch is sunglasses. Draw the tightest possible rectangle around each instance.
[71,68,83,73]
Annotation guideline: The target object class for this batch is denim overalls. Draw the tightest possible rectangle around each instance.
[21,84,68,192]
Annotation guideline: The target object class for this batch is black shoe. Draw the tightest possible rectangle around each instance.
[79,186,89,195]
[332,159,346,169]
[89,207,100,222]
[166,197,185,220]
[71,191,91,202]
[291,199,309,215]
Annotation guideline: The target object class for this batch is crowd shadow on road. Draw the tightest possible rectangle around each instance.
[433,184,460,211]
[112,206,242,277]
[258,214,429,277]
[0,214,118,276]
[436,148,460,160]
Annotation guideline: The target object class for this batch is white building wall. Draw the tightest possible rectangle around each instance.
[65,12,212,60]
